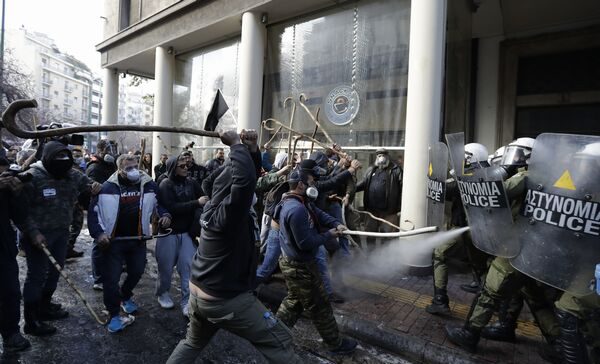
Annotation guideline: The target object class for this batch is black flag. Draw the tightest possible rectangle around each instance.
[204,90,229,131]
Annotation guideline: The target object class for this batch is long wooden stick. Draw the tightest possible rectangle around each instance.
[41,246,106,325]
[2,99,220,139]
[298,94,335,145]
[262,118,346,158]
[348,205,402,231]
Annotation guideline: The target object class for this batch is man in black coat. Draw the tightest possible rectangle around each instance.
[0,164,31,352]
[167,129,301,364]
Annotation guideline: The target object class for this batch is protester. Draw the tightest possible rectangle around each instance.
[88,154,171,333]
[356,148,402,234]
[141,153,153,177]
[180,150,208,188]
[274,165,357,355]
[0,162,31,352]
[167,129,301,364]
[18,142,100,336]
[66,145,88,259]
[154,153,168,182]
[205,147,225,173]
[156,155,207,317]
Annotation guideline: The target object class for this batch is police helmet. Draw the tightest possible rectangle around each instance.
[464,143,488,168]
[500,137,535,168]
[489,146,506,167]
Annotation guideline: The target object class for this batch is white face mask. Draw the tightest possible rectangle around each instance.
[126,168,141,183]
[376,155,388,167]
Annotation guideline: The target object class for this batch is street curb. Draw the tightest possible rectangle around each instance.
[256,284,480,364]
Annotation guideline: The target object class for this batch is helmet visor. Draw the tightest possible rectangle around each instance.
[501,145,529,167]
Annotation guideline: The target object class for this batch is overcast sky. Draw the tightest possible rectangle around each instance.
[5,0,104,73]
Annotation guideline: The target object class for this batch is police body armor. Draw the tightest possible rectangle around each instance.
[510,133,600,295]
[445,132,519,258]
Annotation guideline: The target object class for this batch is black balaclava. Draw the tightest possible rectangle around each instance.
[42,141,73,178]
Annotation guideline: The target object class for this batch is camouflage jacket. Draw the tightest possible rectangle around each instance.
[18,161,93,239]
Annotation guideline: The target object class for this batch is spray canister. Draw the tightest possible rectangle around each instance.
[596,264,600,296]
[263,311,278,329]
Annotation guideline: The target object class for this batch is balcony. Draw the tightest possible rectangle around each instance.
[42,78,53,85]
[40,94,51,100]
[64,86,74,93]
[64,99,73,106]
[63,113,74,120]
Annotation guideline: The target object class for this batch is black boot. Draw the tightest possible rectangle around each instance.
[460,280,480,294]
[39,293,68,320]
[426,287,450,315]
[23,302,56,336]
[481,320,516,342]
[445,324,480,353]
[3,332,31,352]
[556,309,591,364]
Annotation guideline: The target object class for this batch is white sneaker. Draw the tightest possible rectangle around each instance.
[157,293,174,309]
[182,304,189,318]
[93,283,103,291]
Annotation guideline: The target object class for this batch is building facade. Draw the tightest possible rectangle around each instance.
[7,27,104,150]
[96,0,600,227]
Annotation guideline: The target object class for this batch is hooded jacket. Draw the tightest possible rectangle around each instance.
[308,151,353,210]
[190,144,261,298]
[88,171,169,239]
[157,156,203,234]
[275,192,340,262]
[18,142,93,238]
[0,187,27,257]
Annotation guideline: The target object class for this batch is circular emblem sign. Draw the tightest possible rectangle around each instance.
[325,85,360,126]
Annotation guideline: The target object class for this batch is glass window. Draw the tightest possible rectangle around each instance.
[173,40,241,160]
[263,0,410,148]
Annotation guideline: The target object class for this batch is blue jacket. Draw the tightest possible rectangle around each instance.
[275,193,340,262]
[88,171,170,239]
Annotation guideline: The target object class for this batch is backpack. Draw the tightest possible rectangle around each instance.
[263,180,290,217]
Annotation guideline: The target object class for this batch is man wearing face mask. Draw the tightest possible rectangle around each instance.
[356,148,403,236]
[274,166,357,355]
[88,154,171,333]
[17,141,101,336]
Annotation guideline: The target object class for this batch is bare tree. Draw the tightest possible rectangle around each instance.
[1,48,35,145]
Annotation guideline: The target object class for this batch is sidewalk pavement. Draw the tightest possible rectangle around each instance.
[259,267,549,364]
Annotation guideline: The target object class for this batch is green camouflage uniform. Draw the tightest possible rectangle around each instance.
[277,257,342,349]
[433,231,488,290]
[465,170,560,343]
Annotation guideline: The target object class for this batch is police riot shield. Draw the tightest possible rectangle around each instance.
[445,133,519,258]
[510,133,600,295]
[426,142,449,229]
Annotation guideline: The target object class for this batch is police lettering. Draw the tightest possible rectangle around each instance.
[457,180,507,208]
[426,178,445,202]
[523,190,600,236]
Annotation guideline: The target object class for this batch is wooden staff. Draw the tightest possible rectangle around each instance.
[2,99,221,140]
[41,246,106,325]
[298,94,335,145]
[262,117,346,158]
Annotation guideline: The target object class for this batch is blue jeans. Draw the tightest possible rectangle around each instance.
[91,242,104,284]
[22,229,69,304]
[101,240,147,317]
[327,203,351,257]
[155,233,196,308]
[256,229,281,280]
